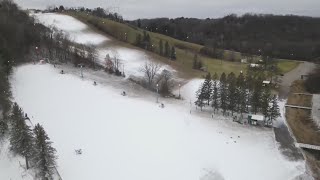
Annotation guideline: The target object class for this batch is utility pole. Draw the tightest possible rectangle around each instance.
[179,83,181,99]
[35,46,39,64]
[156,84,159,103]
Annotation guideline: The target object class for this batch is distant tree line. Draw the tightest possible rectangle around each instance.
[130,14,320,61]
[195,71,280,125]
[47,6,124,23]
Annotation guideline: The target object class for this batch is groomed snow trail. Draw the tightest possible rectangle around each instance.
[10,64,305,180]
[34,13,109,45]
[34,13,175,78]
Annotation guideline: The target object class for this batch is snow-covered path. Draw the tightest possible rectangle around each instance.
[10,64,305,180]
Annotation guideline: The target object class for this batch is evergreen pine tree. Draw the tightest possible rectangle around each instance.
[146,34,151,50]
[202,73,213,105]
[245,73,254,112]
[195,83,206,111]
[159,40,163,56]
[236,72,247,115]
[269,95,280,125]
[197,60,203,70]
[245,70,254,91]
[211,73,220,114]
[33,123,57,180]
[251,77,263,114]
[165,41,170,57]
[170,46,176,60]
[143,31,147,42]
[137,19,141,28]
[9,103,34,169]
[192,54,198,69]
[261,86,272,120]
[135,34,142,47]
[226,72,237,116]
[219,73,228,115]
[0,119,8,138]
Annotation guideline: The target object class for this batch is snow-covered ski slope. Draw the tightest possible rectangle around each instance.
[10,64,305,180]
[34,13,109,45]
[34,13,174,78]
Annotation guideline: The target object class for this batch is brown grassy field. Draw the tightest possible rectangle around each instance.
[285,80,320,179]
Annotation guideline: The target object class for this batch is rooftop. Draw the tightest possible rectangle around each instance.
[251,115,264,121]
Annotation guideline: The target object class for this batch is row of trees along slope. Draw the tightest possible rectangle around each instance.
[63,7,178,61]
[9,103,57,179]
[195,70,280,125]
[131,14,320,61]
[0,1,102,178]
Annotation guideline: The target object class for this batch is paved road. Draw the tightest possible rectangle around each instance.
[279,62,315,98]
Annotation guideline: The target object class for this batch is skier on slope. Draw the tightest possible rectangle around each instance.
[122,91,126,96]
[93,81,97,86]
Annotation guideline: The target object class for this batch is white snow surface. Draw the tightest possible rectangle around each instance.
[10,64,305,180]
[0,140,33,180]
[179,79,204,101]
[97,48,174,77]
[34,13,108,45]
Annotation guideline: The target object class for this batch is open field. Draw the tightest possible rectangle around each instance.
[277,60,301,74]
[287,94,313,107]
[286,81,319,145]
[66,12,300,77]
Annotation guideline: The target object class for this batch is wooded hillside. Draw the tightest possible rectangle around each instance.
[130,14,320,61]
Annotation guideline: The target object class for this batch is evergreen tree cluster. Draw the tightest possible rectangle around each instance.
[135,33,177,60]
[135,31,153,51]
[195,72,280,125]
[9,103,57,179]
[192,54,203,70]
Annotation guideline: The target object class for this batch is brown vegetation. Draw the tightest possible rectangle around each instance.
[285,80,320,179]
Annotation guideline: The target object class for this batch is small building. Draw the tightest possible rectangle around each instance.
[249,63,260,68]
[200,67,207,72]
[263,81,271,86]
[248,114,265,125]
[241,59,248,63]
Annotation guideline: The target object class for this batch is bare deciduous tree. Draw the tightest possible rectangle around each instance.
[112,50,121,73]
[140,61,161,88]
[87,44,97,69]
[158,69,173,96]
